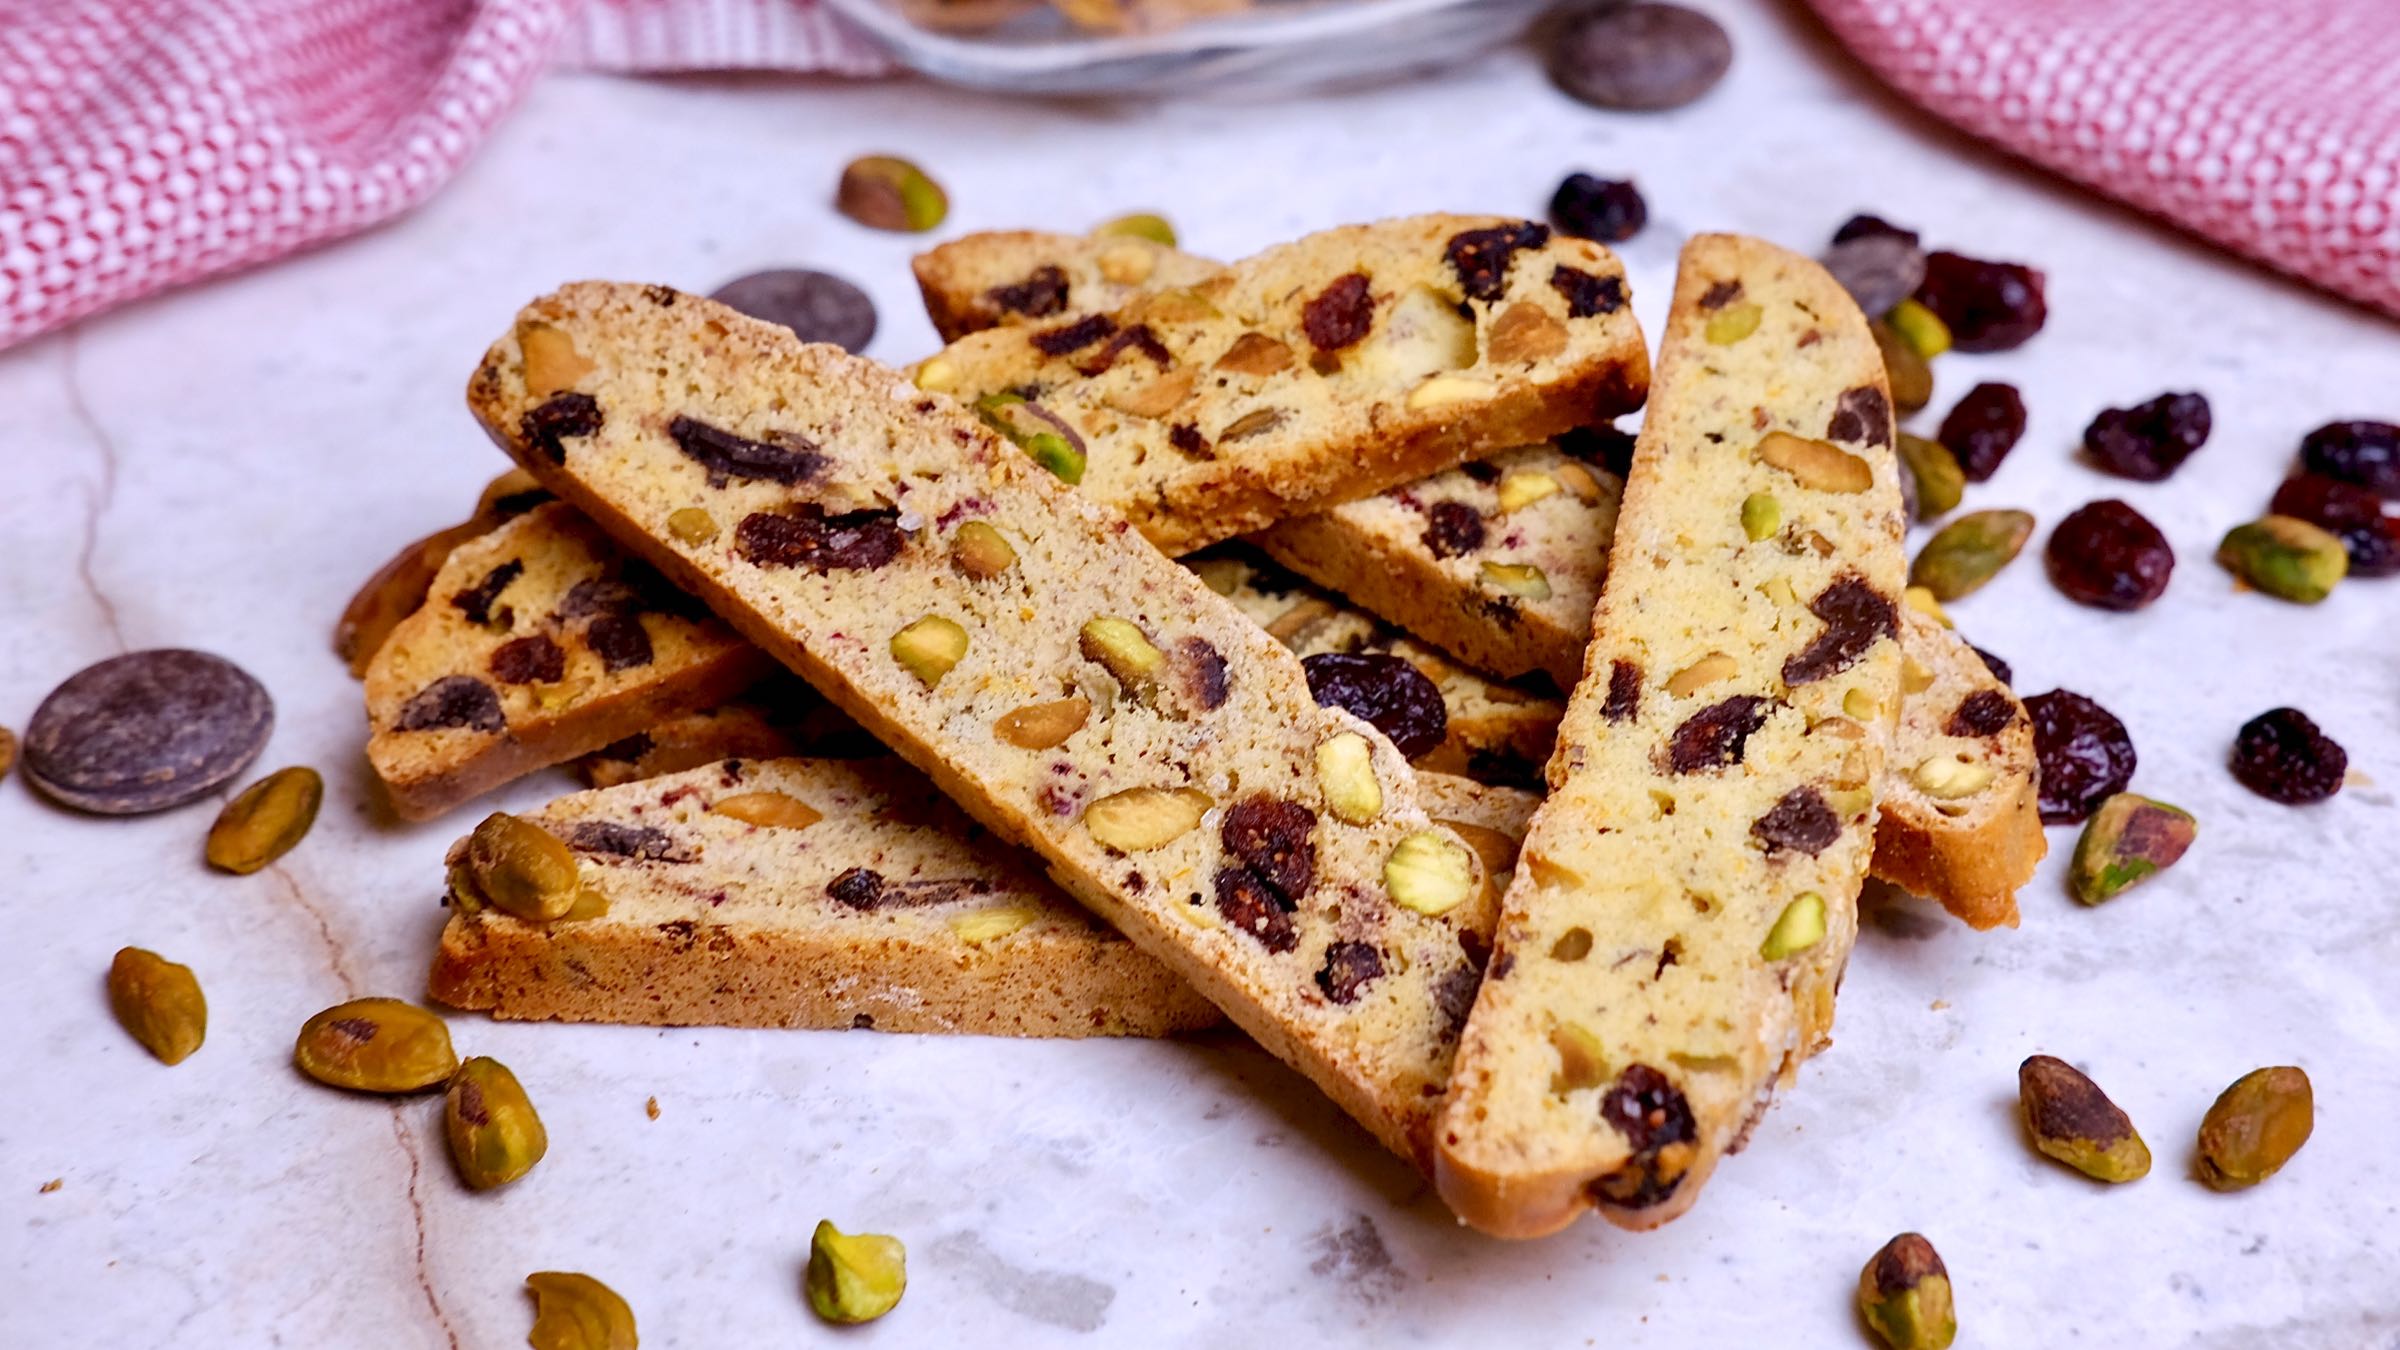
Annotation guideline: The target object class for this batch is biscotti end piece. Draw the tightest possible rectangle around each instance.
[364,502,772,820]
[912,230,1224,343]
[428,757,1221,1036]
[915,214,1649,555]
[1435,234,1907,1238]
[469,283,1507,1166]
[1869,611,2042,928]
[336,469,554,676]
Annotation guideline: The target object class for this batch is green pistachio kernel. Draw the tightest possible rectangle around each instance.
[2068,793,2197,905]
[1759,893,1827,960]
[834,155,947,233]
[1885,297,1953,358]
[2018,1054,2152,1183]
[807,1220,907,1324]
[1094,212,1176,246]
[445,1057,548,1191]
[2216,515,2348,603]
[1896,433,1965,519]
[1741,492,1782,541]
[2197,1066,2313,1190]
[1909,508,2035,600]
[1858,1233,1957,1350]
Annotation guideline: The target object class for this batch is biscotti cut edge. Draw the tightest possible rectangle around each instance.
[1433,234,1908,1238]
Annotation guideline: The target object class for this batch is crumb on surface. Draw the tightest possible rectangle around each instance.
[646,1096,660,1120]
[39,1178,62,1194]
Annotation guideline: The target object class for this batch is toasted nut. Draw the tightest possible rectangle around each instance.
[1902,655,1937,693]
[1440,820,1523,891]
[1843,688,1882,722]
[1314,732,1383,824]
[666,506,719,544]
[1911,753,1994,799]
[1220,407,1287,442]
[294,998,458,1093]
[1554,461,1604,503]
[1407,374,1496,410]
[1146,286,1221,324]
[948,521,1017,579]
[1897,433,1964,519]
[1858,1233,1957,1350]
[519,322,595,399]
[444,1056,547,1191]
[1214,333,1294,377]
[975,392,1090,484]
[1550,927,1594,961]
[1083,787,1211,853]
[1886,297,1953,358]
[1740,492,1781,541]
[1902,587,1954,628]
[204,765,323,875]
[1759,893,1827,960]
[1549,1021,1609,1095]
[464,813,585,922]
[914,357,958,392]
[2068,793,2196,905]
[1488,301,1569,364]
[1106,367,1198,419]
[1814,714,1867,741]
[1911,509,2035,600]
[1757,575,1798,606]
[995,697,1090,750]
[1496,470,1561,513]
[807,1220,907,1324]
[2019,1054,2151,1183]
[1704,301,1763,345]
[525,1271,637,1350]
[1479,561,1552,599]
[2216,515,2347,603]
[1385,830,1475,916]
[1095,241,1157,286]
[711,791,824,830]
[1873,319,1935,413]
[108,947,206,1065]
[1094,211,1176,246]
[1024,431,1086,483]
[950,902,1040,945]
[1079,617,1165,694]
[835,154,947,232]
[2197,1066,2313,1190]
[1665,652,1737,697]
[1263,598,1337,646]
[1356,285,1477,385]
[891,615,969,688]
[1757,431,1873,493]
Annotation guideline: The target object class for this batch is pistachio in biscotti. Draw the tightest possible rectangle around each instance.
[1909,509,2034,600]
[2067,793,2195,905]
[1703,301,1761,345]
[1911,753,1995,801]
[973,392,1087,484]
[463,812,587,922]
[108,947,207,1065]
[1496,469,1560,513]
[525,1271,637,1349]
[518,322,595,399]
[1858,1232,1957,1350]
[1314,732,1383,824]
[1083,787,1210,853]
[1079,618,1165,699]
[2197,1066,2313,1190]
[807,1220,907,1324]
[1214,333,1293,377]
[1479,561,1551,599]
[711,791,824,830]
[1757,892,1827,959]
[947,521,1018,579]
[1549,1021,1608,1094]
[666,506,719,544]
[950,902,1040,945]
[891,615,969,687]
[204,766,323,875]
[994,697,1090,749]
[294,998,459,1093]
[2216,515,2347,603]
[1385,830,1475,915]
[1740,492,1781,541]
[2018,1054,2151,1183]
[444,1056,548,1191]
[1757,430,1873,494]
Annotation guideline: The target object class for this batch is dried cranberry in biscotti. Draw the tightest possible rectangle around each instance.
[2083,392,2211,481]
[2046,499,2175,610]
[2025,690,2137,825]
[1549,174,1648,244]
[1912,251,2047,352]
[2299,420,2400,498]
[2270,473,2400,577]
[2230,708,2347,804]
[1938,382,2027,482]
[1301,653,1448,759]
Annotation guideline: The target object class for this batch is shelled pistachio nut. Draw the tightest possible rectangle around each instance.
[108,947,207,1065]
[2018,1054,2151,1183]
[294,998,458,1093]
[2068,793,2196,905]
[445,1057,548,1191]
[2197,1066,2313,1190]
[807,1220,907,1324]
[1858,1232,1957,1350]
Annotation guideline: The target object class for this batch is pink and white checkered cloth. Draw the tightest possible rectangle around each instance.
[2,0,2395,350]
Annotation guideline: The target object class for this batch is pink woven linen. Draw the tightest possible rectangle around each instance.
[1809,0,2400,319]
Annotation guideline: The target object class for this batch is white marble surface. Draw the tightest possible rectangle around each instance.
[5,4,2398,1345]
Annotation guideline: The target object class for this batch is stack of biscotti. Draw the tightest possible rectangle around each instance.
[1437,234,1908,1237]
[430,755,1538,1035]
[349,215,1648,820]
[465,279,1592,1163]
[912,229,2044,927]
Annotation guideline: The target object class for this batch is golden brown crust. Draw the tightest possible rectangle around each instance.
[1869,775,2042,929]
[335,470,551,676]
[912,230,1223,343]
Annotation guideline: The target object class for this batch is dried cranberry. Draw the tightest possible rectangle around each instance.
[1601,659,1641,723]
[1944,689,2017,738]
[1937,382,2027,482]
[585,613,655,672]
[1667,695,1774,773]
[450,560,523,626]
[1549,174,1647,244]
[1031,314,1115,356]
[1301,273,1375,350]
[1315,941,1384,1004]
[2082,392,2211,482]
[1212,867,1297,952]
[2045,499,2174,611]
[2024,690,2136,825]
[1301,653,1447,760]
[1421,499,1487,558]
[489,634,565,685]
[735,505,905,572]
[395,675,503,733]
[1912,251,2047,352]
[520,392,602,463]
[1827,385,1894,449]
[2230,708,2347,805]
[668,415,828,487]
[1560,424,1637,478]
[1751,788,1840,856]
[1444,222,1550,303]
[985,265,1070,319]
[1592,1064,1697,1210]
[560,820,688,861]
[1781,575,1898,686]
[1549,266,1625,318]
[827,867,885,910]
[2271,473,2400,577]
[2299,420,2400,498]
[1831,213,1920,248]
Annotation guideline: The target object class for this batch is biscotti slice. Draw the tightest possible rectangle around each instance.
[914,230,1224,343]
[428,757,1221,1035]
[1435,235,1909,1238]
[1185,544,1563,784]
[1255,440,1624,687]
[574,671,878,788]
[911,214,1649,555]
[470,282,1506,1166]
[336,469,555,676]
[364,502,774,819]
